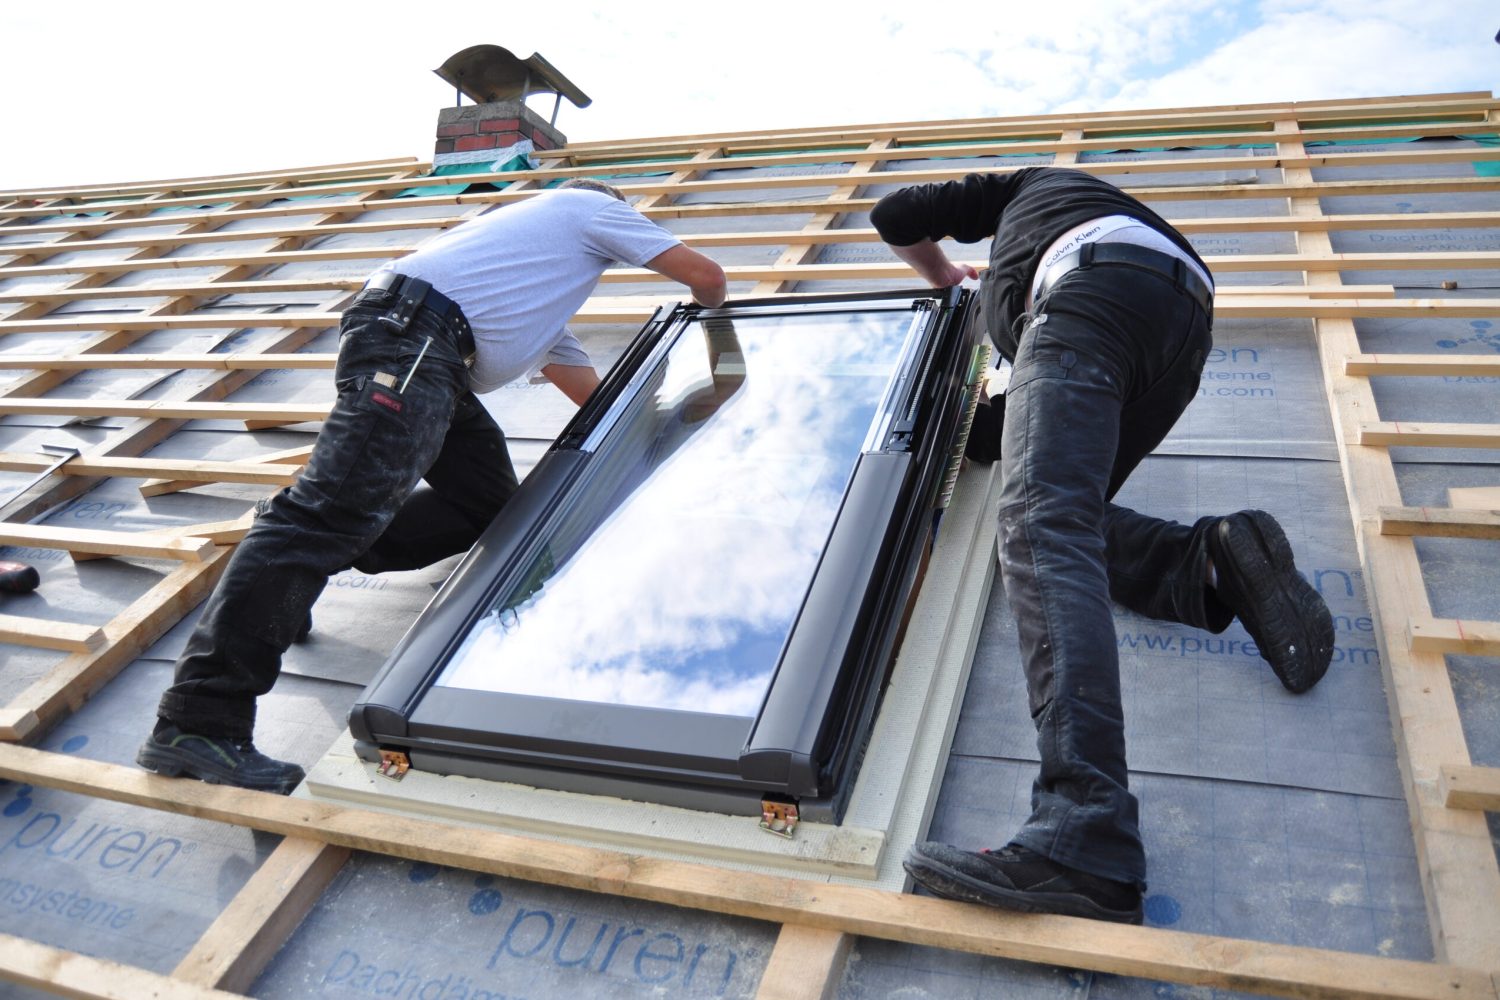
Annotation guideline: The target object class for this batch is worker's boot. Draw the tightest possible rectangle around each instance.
[137,722,305,795]
[904,842,1143,924]
[1209,509,1335,694]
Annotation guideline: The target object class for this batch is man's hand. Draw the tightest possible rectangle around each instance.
[931,260,980,288]
[889,239,979,288]
[646,245,727,308]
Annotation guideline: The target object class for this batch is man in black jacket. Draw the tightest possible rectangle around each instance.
[873,168,1335,924]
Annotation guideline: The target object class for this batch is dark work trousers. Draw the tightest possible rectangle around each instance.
[158,296,518,739]
[997,261,1226,889]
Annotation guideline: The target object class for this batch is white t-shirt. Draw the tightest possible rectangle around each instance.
[373,189,680,392]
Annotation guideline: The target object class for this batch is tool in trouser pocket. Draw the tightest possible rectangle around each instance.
[0,561,40,594]
[399,337,434,393]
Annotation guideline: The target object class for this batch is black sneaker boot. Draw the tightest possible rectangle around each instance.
[903,842,1143,924]
[1210,510,1335,694]
[137,722,305,795]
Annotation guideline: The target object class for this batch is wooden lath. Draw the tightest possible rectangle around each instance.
[7,175,1498,243]
[541,91,1497,159]
[4,140,1500,223]
[1273,115,1500,971]
[1,91,1498,1000]
[0,744,1492,1000]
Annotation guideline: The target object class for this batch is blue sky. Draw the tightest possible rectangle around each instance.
[2,0,1495,189]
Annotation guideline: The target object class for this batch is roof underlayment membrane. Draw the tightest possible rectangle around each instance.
[0,91,1498,999]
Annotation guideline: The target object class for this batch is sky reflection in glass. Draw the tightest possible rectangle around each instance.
[436,309,913,716]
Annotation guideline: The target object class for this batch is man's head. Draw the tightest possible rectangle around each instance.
[558,177,627,202]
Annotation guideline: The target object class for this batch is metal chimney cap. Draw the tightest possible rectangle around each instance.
[434,45,592,108]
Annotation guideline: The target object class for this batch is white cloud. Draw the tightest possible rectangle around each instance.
[0,0,1493,189]
[1074,0,1496,110]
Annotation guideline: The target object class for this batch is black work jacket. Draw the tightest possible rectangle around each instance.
[869,167,1208,360]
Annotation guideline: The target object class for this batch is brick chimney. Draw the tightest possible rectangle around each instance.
[434,100,565,162]
[432,45,590,169]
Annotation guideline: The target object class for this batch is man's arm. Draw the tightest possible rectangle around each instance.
[645,245,727,308]
[541,363,601,406]
[889,239,979,289]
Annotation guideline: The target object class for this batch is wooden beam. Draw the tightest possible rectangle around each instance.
[0,614,105,653]
[0,291,1412,343]
[1408,617,1500,656]
[1360,422,1500,449]
[0,289,1495,341]
[0,932,245,1000]
[749,137,893,296]
[174,838,350,993]
[677,207,1500,242]
[5,143,1498,220]
[569,293,1488,327]
[541,93,1495,159]
[1281,116,1500,967]
[0,247,399,280]
[1214,298,1500,319]
[1449,486,1500,508]
[0,399,329,423]
[1347,355,1500,377]
[0,451,303,487]
[0,279,356,304]
[0,744,1490,1000]
[6,176,1494,243]
[0,215,459,260]
[756,926,852,1000]
[0,175,406,531]
[0,352,337,371]
[0,551,231,742]
[0,155,421,202]
[1379,506,1500,539]
[140,446,311,498]
[0,523,216,561]
[1440,765,1500,812]
[170,516,254,546]
[20,200,1498,260]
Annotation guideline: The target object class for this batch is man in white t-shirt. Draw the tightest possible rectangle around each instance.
[138,179,726,793]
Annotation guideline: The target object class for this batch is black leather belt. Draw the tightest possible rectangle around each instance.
[355,271,476,365]
[1034,242,1214,316]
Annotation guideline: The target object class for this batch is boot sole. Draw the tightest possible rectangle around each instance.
[903,854,1144,924]
[1222,511,1335,694]
[136,743,304,795]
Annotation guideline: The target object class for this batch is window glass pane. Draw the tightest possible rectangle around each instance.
[435,308,915,715]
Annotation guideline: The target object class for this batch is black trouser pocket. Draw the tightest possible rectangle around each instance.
[357,377,410,425]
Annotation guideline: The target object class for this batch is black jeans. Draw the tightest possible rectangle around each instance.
[997,261,1224,889]
[158,296,518,739]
